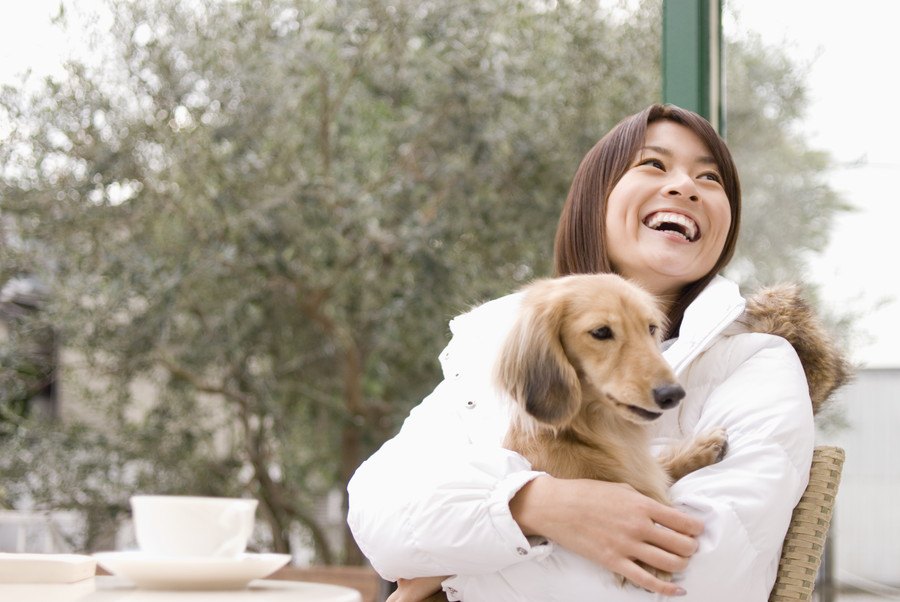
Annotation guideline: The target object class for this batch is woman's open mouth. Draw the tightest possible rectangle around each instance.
[644,211,700,242]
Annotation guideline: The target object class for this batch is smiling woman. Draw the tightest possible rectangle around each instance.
[604,120,733,301]
[554,104,741,337]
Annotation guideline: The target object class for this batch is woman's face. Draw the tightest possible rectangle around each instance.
[604,120,732,298]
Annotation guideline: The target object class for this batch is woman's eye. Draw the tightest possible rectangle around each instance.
[699,171,722,183]
[640,158,665,170]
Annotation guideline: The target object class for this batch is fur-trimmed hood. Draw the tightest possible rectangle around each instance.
[738,284,853,414]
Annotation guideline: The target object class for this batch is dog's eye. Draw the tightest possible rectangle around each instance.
[649,325,659,336]
[590,326,613,340]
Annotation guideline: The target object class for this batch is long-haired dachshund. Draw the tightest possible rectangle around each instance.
[499,273,726,506]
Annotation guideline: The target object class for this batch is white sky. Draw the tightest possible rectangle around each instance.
[727,0,900,368]
[2,0,898,367]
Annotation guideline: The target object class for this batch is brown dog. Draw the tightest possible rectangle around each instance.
[499,273,727,506]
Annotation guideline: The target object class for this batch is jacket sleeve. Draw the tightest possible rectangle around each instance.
[346,297,551,582]
[441,333,815,602]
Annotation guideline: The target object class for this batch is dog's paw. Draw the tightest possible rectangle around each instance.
[617,563,672,591]
[662,426,729,482]
[696,426,728,464]
[644,564,672,584]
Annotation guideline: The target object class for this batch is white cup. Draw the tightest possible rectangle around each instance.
[130,495,258,558]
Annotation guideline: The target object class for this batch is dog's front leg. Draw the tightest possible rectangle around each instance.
[659,427,728,482]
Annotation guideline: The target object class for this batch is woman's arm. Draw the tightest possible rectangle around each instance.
[377,459,704,601]
[346,374,549,580]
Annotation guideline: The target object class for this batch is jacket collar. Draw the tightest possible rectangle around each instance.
[663,275,746,376]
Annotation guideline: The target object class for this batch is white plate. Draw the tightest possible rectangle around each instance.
[93,551,291,590]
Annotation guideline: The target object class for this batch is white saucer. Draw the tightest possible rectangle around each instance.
[93,551,291,590]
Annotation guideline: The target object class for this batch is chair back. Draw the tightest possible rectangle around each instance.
[769,445,845,602]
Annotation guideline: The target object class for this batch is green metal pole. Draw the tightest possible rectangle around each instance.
[662,0,723,133]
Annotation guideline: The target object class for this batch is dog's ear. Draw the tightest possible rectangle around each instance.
[495,291,580,427]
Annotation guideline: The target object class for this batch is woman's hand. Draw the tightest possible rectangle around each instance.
[510,475,702,597]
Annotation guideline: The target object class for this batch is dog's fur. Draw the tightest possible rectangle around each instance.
[497,274,727,506]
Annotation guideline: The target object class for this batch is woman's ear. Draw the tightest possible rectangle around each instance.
[495,287,580,427]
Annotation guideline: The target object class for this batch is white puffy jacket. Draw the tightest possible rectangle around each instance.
[347,276,821,601]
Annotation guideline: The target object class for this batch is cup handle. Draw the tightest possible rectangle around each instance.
[213,504,253,557]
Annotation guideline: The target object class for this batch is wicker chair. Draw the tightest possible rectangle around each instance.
[417,446,845,602]
[769,445,845,602]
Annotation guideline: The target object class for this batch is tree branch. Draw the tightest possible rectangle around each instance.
[155,355,252,406]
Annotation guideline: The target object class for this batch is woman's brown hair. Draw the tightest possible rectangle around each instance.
[553,104,742,337]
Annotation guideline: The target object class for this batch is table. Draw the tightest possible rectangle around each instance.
[0,576,363,602]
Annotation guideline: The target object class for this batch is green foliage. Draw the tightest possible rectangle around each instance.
[0,0,847,562]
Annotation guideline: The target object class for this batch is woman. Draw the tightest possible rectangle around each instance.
[347,104,845,601]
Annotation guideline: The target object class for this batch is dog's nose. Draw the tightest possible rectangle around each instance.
[653,384,685,409]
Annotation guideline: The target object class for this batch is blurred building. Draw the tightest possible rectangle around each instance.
[822,367,900,597]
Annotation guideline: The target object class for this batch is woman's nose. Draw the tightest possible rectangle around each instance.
[663,172,700,201]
